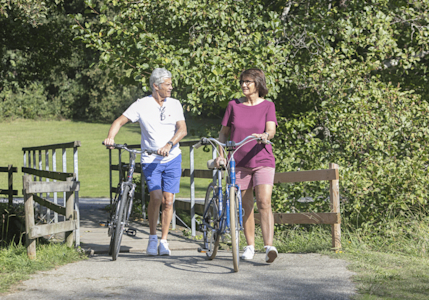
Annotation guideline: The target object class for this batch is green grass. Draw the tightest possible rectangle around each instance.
[0,242,86,294]
[0,119,215,198]
[253,215,429,300]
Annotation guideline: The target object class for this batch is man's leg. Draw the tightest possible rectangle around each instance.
[159,155,182,241]
[148,190,162,235]
[160,192,174,240]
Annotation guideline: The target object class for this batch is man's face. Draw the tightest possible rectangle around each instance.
[156,78,173,99]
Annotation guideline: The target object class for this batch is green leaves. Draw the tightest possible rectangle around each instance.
[69,0,429,227]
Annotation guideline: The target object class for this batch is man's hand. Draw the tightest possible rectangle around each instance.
[157,143,172,157]
[103,138,115,149]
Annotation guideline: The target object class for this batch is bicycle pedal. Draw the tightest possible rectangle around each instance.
[198,247,208,253]
[125,228,137,236]
[99,221,109,227]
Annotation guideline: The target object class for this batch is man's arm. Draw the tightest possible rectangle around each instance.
[103,115,130,148]
[157,120,187,156]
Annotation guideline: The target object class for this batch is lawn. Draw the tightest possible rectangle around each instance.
[0,119,215,198]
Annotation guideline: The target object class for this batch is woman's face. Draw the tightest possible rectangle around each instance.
[240,76,258,97]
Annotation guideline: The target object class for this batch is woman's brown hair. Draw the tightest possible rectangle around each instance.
[240,68,269,97]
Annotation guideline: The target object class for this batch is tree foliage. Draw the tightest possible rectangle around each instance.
[73,0,429,225]
[0,0,141,121]
[0,1,428,226]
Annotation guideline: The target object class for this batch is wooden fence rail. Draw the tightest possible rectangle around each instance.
[108,141,341,250]
[255,163,341,251]
[23,175,79,259]
[22,141,81,256]
[0,165,18,206]
[108,141,213,231]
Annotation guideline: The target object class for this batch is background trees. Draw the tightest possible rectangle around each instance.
[0,0,141,121]
[1,0,428,226]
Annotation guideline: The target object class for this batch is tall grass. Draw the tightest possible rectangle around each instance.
[0,242,86,294]
[248,212,429,300]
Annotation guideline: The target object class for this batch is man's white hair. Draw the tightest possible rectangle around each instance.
[149,68,172,91]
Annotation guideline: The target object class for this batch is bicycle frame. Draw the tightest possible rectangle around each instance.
[121,150,137,222]
[199,136,263,236]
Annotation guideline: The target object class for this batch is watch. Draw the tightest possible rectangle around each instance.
[167,141,174,147]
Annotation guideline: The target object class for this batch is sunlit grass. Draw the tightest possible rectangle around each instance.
[0,119,215,198]
[249,213,429,300]
[0,242,86,294]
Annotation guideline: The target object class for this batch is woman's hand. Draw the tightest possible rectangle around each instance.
[214,156,227,168]
[252,133,269,144]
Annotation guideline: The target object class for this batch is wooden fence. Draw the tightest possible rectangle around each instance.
[0,165,18,206]
[22,141,81,259]
[108,141,341,250]
[255,163,341,251]
[188,144,341,251]
[108,140,214,231]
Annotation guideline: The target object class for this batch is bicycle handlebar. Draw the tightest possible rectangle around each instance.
[193,135,272,149]
[102,142,158,155]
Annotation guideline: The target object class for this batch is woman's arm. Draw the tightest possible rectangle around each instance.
[215,125,230,165]
[252,121,276,143]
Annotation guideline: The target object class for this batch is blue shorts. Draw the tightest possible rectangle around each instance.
[142,154,182,194]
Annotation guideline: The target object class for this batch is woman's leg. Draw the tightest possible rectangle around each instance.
[241,187,255,246]
[254,184,274,246]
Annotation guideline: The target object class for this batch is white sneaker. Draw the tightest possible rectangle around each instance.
[265,246,278,263]
[158,240,171,256]
[240,245,255,260]
[146,238,158,256]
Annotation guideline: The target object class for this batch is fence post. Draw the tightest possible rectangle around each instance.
[73,146,80,247]
[8,165,13,207]
[65,177,74,248]
[23,175,36,260]
[329,163,341,251]
[190,145,196,237]
[52,149,58,223]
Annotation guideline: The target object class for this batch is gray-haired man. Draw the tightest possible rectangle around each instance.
[104,68,187,256]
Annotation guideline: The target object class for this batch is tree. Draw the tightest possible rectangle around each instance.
[0,0,142,121]
[75,0,429,223]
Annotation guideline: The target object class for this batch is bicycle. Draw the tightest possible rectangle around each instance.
[194,135,270,272]
[102,142,157,261]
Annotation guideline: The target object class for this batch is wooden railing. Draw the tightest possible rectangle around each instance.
[108,142,341,250]
[0,165,18,206]
[188,144,341,250]
[108,140,213,231]
[23,174,79,259]
[22,141,81,258]
[255,164,341,251]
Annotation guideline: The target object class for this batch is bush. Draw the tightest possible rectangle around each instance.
[0,82,58,120]
[272,79,429,227]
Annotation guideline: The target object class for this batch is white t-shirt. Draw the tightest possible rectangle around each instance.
[123,95,185,164]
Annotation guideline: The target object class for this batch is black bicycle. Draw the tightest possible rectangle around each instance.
[103,142,157,261]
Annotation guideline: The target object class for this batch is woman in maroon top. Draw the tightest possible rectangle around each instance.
[216,68,278,263]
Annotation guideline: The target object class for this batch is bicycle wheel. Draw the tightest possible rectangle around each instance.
[108,185,121,256]
[229,186,240,272]
[111,185,130,261]
[203,183,220,260]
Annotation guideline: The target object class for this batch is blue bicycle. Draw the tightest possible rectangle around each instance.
[194,135,268,272]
